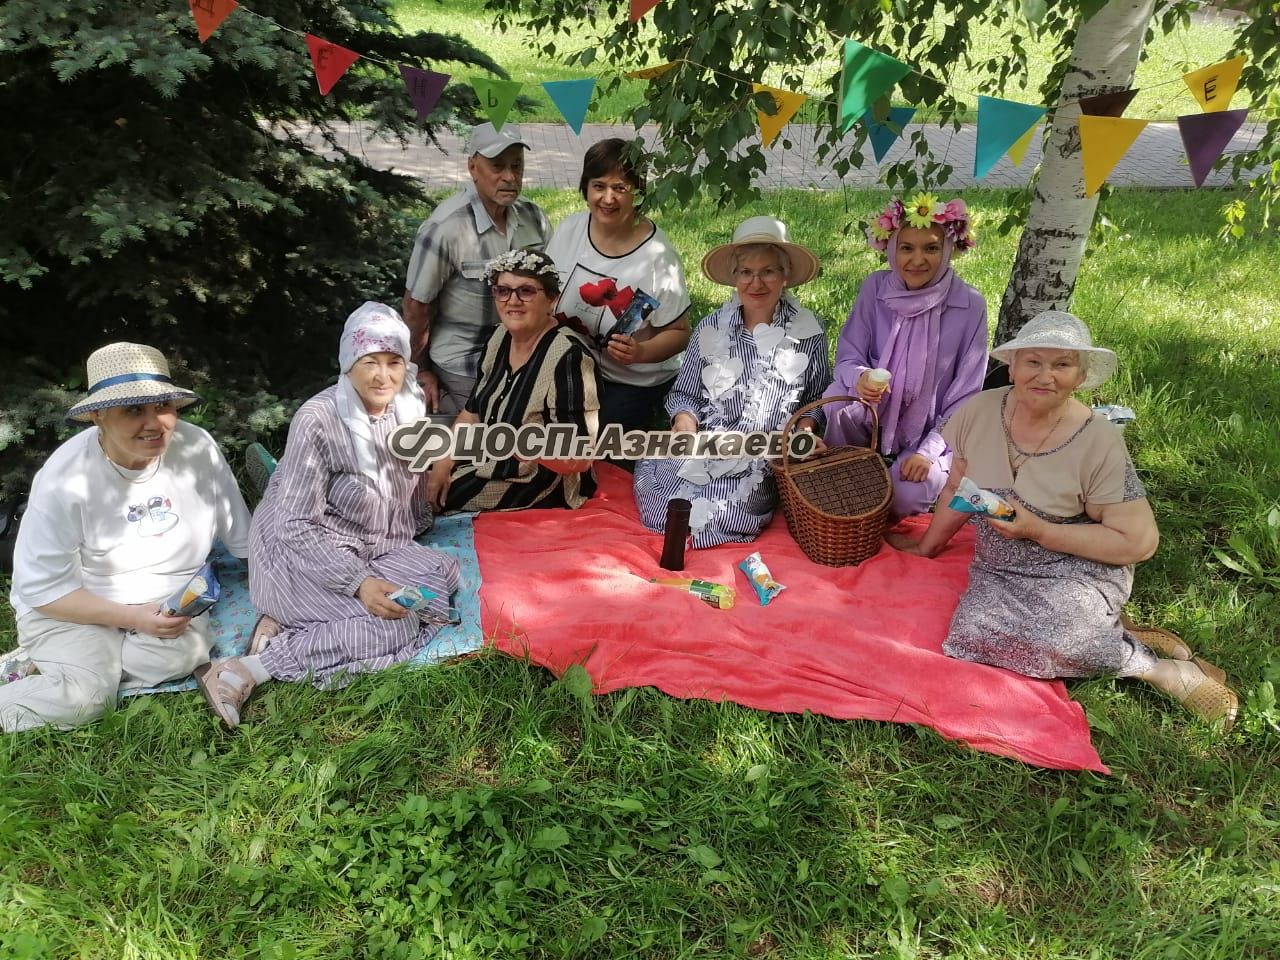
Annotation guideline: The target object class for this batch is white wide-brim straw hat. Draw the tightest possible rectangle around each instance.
[67,342,201,423]
[990,310,1117,390]
[701,215,822,287]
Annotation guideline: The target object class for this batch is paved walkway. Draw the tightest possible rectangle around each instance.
[296,119,1265,190]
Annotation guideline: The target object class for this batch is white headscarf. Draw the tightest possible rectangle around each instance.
[334,301,426,483]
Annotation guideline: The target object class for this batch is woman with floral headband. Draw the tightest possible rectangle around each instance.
[823,193,988,517]
[426,248,601,512]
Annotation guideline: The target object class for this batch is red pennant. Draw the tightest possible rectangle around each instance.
[630,0,661,22]
[188,0,238,43]
[305,34,361,96]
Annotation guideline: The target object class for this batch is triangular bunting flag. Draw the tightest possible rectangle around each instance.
[543,79,596,135]
[400,67,449,121]
[862,106,916,163]
[1079,89,1138,117]
[838,40,911,135]
[305,35,360,96]
[752,84,808,147]
[1177,108,1249,186]
[1079,115,1149,197]
[470,77,523,130]
[975,95,1046,179]
[188,0,238,43]
[1183,56,1246,113]
[626,62,677,81]
[630,0,661,22]
[1007,125,1037,166]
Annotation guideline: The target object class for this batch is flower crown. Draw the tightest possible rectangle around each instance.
[865,193,976,253]
[483,249,560,285]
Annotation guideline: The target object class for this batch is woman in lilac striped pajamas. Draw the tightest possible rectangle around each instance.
[195,303,460,729]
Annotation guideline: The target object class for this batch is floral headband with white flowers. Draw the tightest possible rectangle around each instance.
[483,248,560,285]
[866,193,976,253]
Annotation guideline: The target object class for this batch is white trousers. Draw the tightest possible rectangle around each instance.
[0,611,212,732]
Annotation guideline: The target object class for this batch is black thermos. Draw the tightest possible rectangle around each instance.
[659,498,692,570]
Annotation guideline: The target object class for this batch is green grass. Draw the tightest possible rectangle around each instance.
[3,189,1280,958]
[394,0,1243,124]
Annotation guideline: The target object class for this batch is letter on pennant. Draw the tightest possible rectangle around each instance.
[189,0,238,43]
[1182,56,1246,113]
[305,35,360,96]
[470,77,522,131]
[401,67,449,121]
[1079,115,1149,197]
[752,84,808,147]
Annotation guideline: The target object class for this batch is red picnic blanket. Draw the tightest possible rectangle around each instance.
[475,463,1106,773]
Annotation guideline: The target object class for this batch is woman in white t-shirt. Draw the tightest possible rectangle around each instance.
[2,343,251,732]
[546,138,692,434]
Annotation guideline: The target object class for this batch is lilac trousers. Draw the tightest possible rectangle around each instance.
[825,405,950,518]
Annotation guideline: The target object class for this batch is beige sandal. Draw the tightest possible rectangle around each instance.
[1121,614,1227,684]
[194,658,257,729]
[1168,661,1239,732]
[247,614,282,657]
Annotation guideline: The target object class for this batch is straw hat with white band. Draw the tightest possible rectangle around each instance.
[701,216,822,287]
[66,343,201,423]
[990,310,1117,390]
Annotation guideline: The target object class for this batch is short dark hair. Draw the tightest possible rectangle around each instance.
[578,138,646,201]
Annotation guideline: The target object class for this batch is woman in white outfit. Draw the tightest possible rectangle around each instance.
[2,343,251,732]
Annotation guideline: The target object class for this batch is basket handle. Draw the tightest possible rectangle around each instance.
[780,395,880,476]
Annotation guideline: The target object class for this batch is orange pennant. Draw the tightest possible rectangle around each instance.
[188,0,238,43]
[630,0,661,22]
[305,35,361,96]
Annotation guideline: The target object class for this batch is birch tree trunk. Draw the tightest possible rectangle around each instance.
[995,0,1158,343]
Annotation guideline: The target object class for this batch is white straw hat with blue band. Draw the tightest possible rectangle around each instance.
[66,343,202,423]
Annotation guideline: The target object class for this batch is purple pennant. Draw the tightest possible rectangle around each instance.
[1177,108,1249,186]
[1078,89,1138,118]
[400,66,449,121]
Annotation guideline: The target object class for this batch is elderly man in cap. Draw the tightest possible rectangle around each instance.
[1,343,251,732]
[403,121,552,414]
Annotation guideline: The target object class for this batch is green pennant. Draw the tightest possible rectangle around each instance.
[470,77,522,130]
[839,39,911,135]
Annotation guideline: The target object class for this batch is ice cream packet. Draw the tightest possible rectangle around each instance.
[949,477,1016,522]
[388,585,460,624]
[738,552,785,606]
[161,562,221,616]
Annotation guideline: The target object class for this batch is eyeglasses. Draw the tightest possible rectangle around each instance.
[588,180,634,196]
[733,266,784,283]
[491,284,544,303]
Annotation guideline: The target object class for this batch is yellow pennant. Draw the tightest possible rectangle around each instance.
[626,62,678,81]
[1182,56,1246,113]
[752,84,807,147]
[1079,115,1149,197]
[1007,125,1037,166]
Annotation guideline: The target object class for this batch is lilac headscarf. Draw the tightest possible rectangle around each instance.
[874,231,956,456]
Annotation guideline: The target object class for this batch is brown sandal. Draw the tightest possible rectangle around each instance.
[1121,614,1227,684]
[194,658,257,729]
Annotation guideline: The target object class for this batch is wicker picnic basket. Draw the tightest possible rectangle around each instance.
[772,396,892,566]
